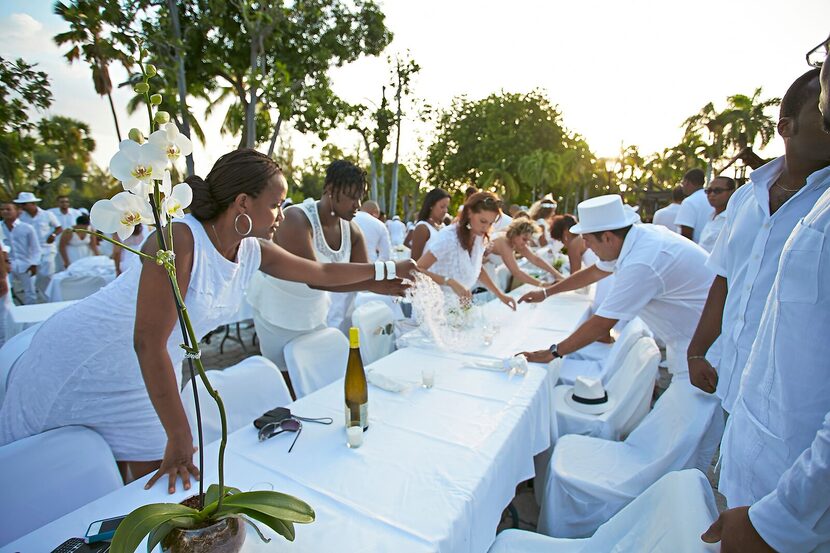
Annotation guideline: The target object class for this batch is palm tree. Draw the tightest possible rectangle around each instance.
[518,149,563,202]
[480,161,519,200]
[721,88,780,153]
[54,1,133,142]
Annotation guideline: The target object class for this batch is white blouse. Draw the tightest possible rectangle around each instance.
[425,224,486,290]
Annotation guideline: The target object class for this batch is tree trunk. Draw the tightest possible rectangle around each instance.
[266,113,283,157]
[167,0,194,176]
[107,92,122,142]
[359,132,378,203]
[245,37,260,149]
[377,159,386,213]
[389,60,403,218]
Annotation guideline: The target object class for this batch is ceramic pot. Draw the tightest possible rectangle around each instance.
[161,517,245,553]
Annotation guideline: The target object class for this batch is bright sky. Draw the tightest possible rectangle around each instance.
[2,0,829,182]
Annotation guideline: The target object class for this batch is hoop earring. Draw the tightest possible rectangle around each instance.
[234,213,253,236]
[329,195,335,217]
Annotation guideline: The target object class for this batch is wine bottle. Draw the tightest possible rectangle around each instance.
[344,326,368,430]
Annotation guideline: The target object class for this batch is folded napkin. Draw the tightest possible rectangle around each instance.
[366,369,412,393]
[462,355,528,377]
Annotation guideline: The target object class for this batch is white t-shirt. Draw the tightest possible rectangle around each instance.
[386,218,406,246]
[19,207,61,254]
[425,224,486,290]
[652,203,681,233]
[48,207,81,230]
[675,189,714,243]
[594,224,713,372]
[492,211,512,232]
[354,211,391,262]
[697,211,726,253]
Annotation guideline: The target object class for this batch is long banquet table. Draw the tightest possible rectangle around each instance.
[3,288,593,553]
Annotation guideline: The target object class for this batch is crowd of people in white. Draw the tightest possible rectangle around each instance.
[0,41,828,553]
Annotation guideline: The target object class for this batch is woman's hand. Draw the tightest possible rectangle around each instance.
[519,289,547,304]
[145,435,200,494]
[447,278,472,302]
[498,292,517,311]
[394,259,419,280]
[369,278,412,297]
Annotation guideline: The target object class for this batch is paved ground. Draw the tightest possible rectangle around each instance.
[190,325,725,536]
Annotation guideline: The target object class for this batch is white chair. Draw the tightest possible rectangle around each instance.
[180,356,292,446]
[558,317,651,385]
[57,274,109,301]
[0,426,122,546]
[539,380,724,538]
[350,301,395,365]
[0,322,42,407]
[283,328,349,398]
[490,469,719,553]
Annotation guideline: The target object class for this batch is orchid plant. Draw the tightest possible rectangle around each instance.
[81,46,313,552]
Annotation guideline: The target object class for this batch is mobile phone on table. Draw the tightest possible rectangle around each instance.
[84,515,125,543]
[51,537,110,553]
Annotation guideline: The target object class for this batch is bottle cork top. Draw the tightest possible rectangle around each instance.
[349,327,360,348]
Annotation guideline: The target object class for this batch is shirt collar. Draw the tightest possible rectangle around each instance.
[615,223,642,265]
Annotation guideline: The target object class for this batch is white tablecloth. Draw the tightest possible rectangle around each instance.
[4,290,592,553]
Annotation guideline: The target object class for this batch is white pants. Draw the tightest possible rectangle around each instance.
[35,252,56,303]
[252,308,325,371]
[11,271,37,305]
[326,292,356,336]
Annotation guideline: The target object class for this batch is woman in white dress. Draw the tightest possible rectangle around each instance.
[417,192,517,310]
[112,223,146,275]
[483,217,564,288]
[58,214,99,267]
[405,188,450,261]
[0,150,416,492]
[247,160,406,371]
[528,196,557,247]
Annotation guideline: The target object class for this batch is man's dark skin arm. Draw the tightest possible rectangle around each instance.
[687,275,727,393]
[679,225,695,240]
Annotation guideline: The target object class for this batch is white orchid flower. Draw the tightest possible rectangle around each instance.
[159,171,193,223]
[109,139,168,196]
[148,122,193,162]
[90,191,155,240]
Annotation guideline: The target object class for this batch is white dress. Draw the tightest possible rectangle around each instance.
[425,224,486,291]
[0,215,262,460]
[64,231,95,264]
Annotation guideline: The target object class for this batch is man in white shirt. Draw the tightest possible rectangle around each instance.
[697,176,736,253]
[675,168,715,242]
[518,195,713,376]
[14,192,61,302]
[386,215,406,246]
[354,201,391,262]
[652,186,685,232]
[491,200,514,232]
[47,195,81,230]
[1,202,41,305]
[687,68,830,416]
[700,38,830,553]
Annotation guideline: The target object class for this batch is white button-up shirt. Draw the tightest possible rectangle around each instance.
[720,186,830,552]
[3,220,41,273]
[652,202,681,233]
[675,188,714,242]
[18,207,61,255]
[47,207,81,230]
[698,210,726,253]
[707,158,830,413]
[354,211,391,262]
[594,224,713,373]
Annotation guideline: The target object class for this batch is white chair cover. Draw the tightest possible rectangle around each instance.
[539,379,724,538]
[354,292,405,321]
[0,322,41,407]
[558,318,652,385]
[490,470,719,553]
[283,327,349,398]
[56,274,109,301]
[180,356,292,446]
[0,426,122,546]
[351,300,395,365]
[553,335,660,443]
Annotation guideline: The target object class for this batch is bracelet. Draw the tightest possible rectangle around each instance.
[374,261,385,281]
[687,355,708,362]
[385,260,396,280]
[543,287,549,298]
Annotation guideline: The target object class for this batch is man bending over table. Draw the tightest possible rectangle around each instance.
[519,194,712,377]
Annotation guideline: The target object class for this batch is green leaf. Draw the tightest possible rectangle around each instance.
[220,507,296,541]
[204,483,242,507]
[146,516,198,553]
[110,503,200,553]
[216,491,315,523]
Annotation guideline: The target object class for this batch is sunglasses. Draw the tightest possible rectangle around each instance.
[258,418,302,451]
[806,36,829,68]
[705,187,732,195]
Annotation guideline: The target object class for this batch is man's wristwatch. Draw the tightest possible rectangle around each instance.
[548,343,562,359]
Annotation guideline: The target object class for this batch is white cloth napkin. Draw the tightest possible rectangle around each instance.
[366,369,412,393]
[462,355,528,376]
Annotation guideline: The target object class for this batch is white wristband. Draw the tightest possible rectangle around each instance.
[374,261,385,281]
[385,260,396,280]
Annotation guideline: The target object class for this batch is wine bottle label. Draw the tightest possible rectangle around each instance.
[345,403,368,430]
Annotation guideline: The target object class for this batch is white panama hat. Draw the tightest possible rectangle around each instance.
[564,375,613,415]
[12,191,42,204]
[570,194,640,235]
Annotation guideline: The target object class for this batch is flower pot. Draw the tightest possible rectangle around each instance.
[161,517,245,553]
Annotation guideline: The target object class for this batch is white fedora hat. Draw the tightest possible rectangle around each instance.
[570,194,639,234]
[564,376,613,415]
[12,191,42,204]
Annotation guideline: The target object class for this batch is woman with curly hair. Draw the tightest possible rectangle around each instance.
[483,217,564,289]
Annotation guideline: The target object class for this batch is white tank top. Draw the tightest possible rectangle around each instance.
[247,199,351,330]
